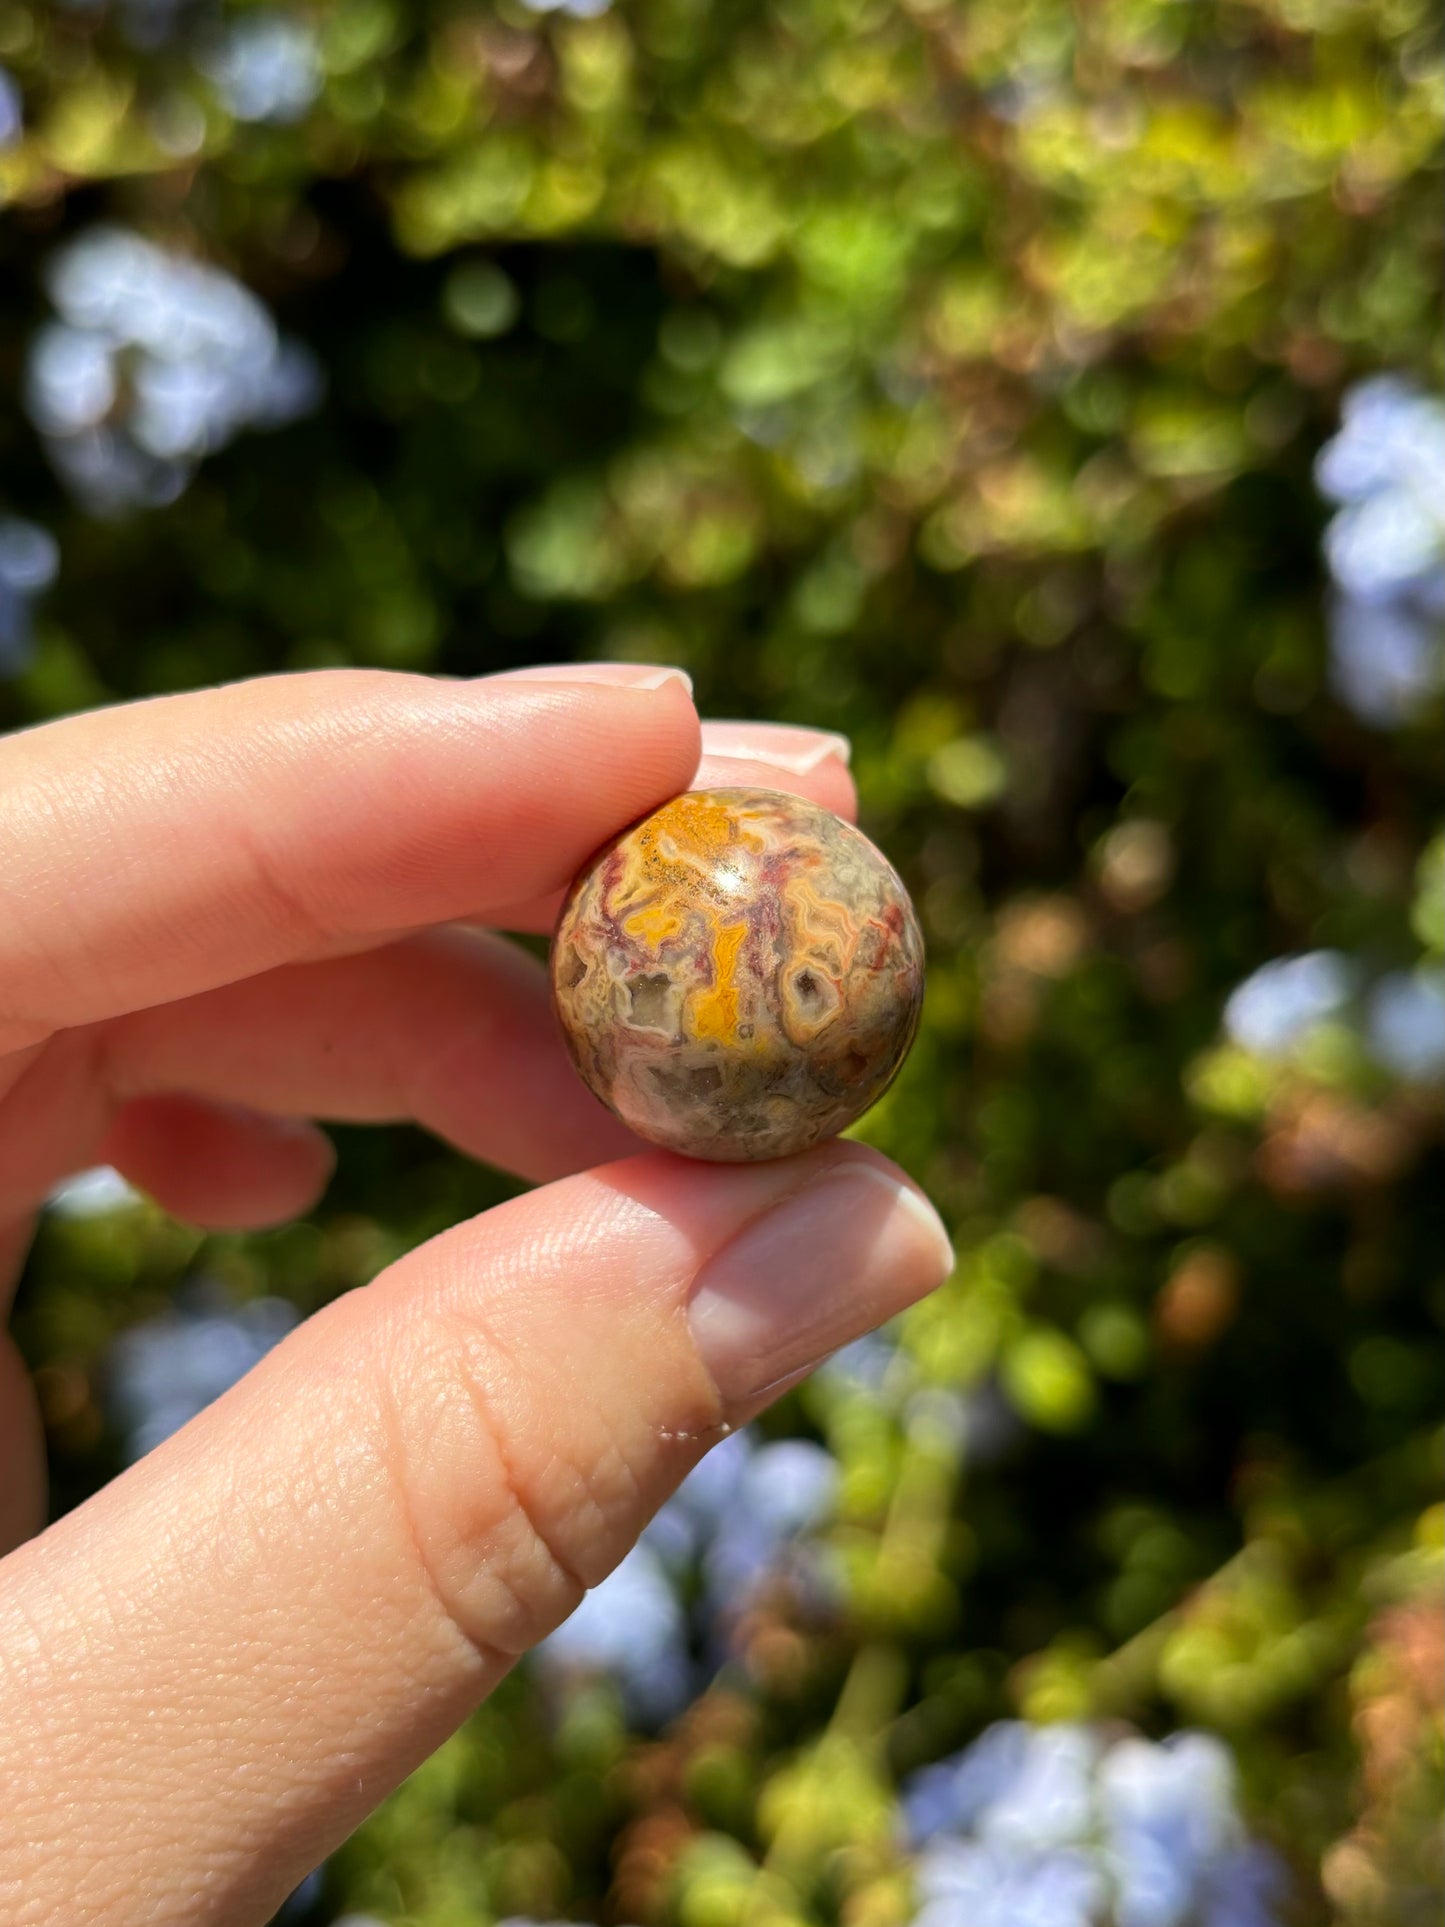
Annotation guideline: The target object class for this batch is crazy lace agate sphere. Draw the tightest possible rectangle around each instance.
[550,788,924,1162]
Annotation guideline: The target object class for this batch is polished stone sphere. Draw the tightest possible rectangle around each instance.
[550,787,925,1162]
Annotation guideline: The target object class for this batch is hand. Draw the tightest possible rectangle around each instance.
[0,665,952,1926]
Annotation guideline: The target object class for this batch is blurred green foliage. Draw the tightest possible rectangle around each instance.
[1,0,1442,1921]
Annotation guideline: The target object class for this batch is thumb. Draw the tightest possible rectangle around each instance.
[0,1141,951,1927]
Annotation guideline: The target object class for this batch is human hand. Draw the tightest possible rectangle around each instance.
[0,665,952,1925]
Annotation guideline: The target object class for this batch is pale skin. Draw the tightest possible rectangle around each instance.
[0,663,953,1925]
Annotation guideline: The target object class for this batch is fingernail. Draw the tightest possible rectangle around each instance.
[700,720,852,774]
[688,1163,953,1407]
[495,662,693,694]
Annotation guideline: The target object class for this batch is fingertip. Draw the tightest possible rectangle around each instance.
[487,663,695,695]
[696,721,857,821]
[696,753,857,822]
[699,720,852,773]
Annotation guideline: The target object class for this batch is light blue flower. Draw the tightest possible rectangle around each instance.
[26,226,323,514]
[739,1438,839,1536]
[0,515,59,676]
[517,0,614,17]
[818,1329,901,1395]
[1367,968,1445,1082]
[1223,952,1356,1057]
[1201,1841,1289,1927]
[536,1542,692,1721]
[981,1724,1101,1852]
[25,324,118,434]
[700,1437,838,1614]
[199,14,322,125]
[1326,489,1445,606]
[1315,375,1445,727]
[1327,593,1444,726]
[905,1722,1035,1842]
[914,1839,1106,1927]
[1315,376,1445,516]
[109,1287,298,1460]
[902,1723,1285,1927]
[1100,1733,1242,1927]
[535,1427,841,1720]
[0,64,22,148]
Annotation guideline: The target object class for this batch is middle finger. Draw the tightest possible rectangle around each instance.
[0,926,636,1229]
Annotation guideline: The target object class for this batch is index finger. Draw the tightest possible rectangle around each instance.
[0,666,699,1052]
